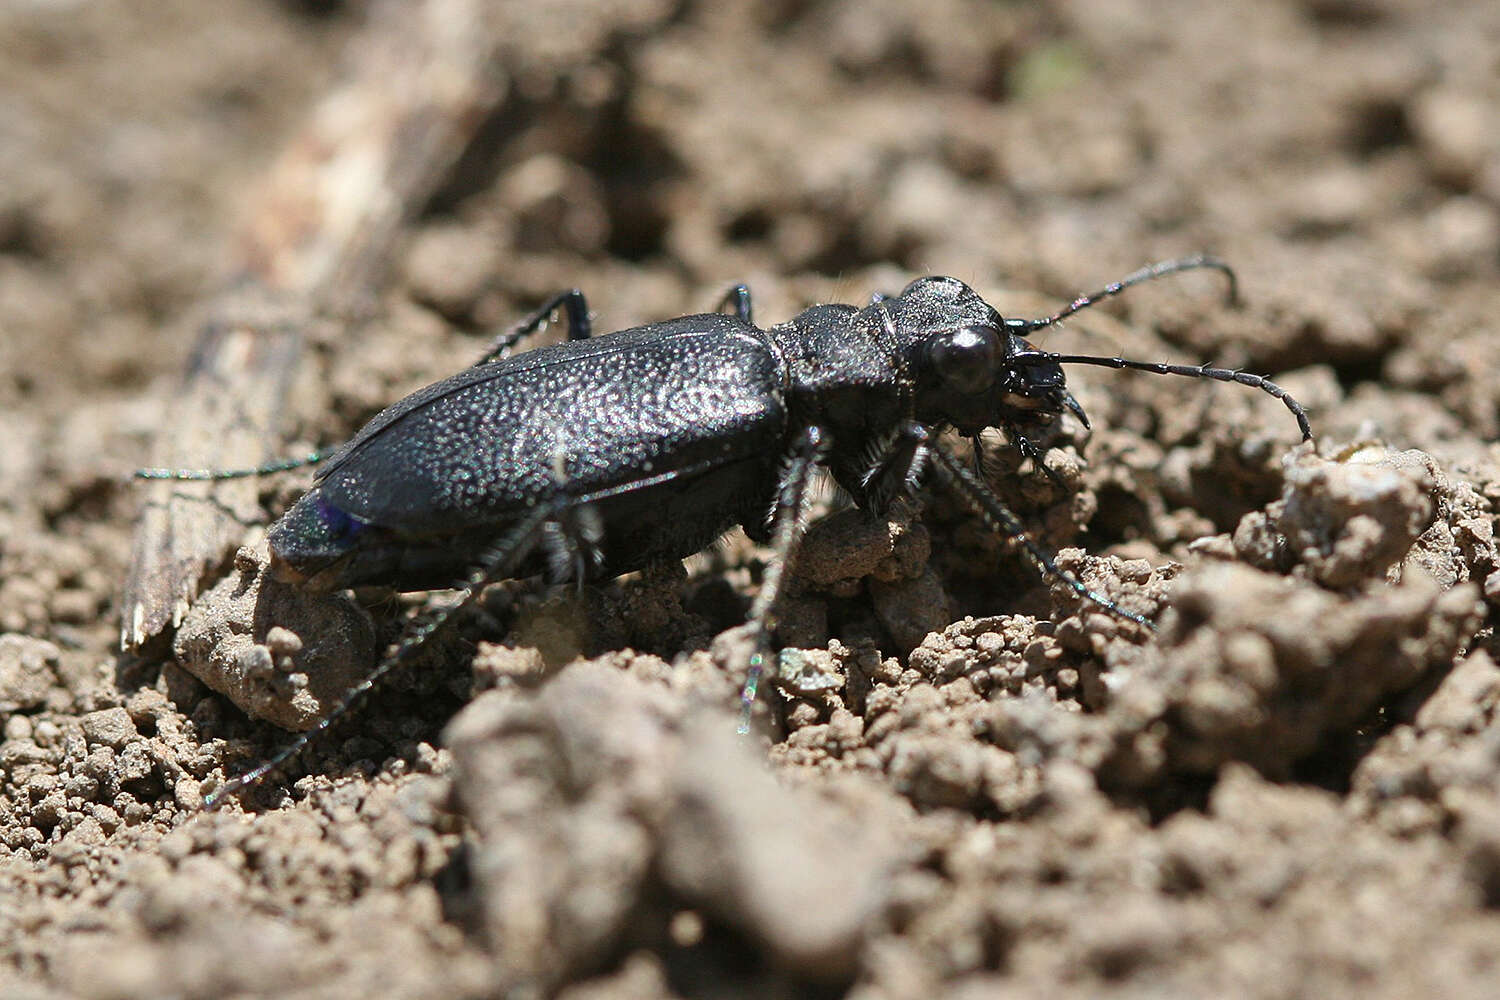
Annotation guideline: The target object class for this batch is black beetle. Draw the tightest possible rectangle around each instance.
[142,255,1311,804]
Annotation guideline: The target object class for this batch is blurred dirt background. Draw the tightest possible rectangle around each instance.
[4,0,1500,997]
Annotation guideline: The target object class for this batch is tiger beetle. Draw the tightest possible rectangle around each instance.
[139,254,1312,807]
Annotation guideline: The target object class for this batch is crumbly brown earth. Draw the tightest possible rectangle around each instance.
[5,1,1500,997]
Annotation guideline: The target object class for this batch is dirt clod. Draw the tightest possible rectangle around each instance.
[0,635,60,714]
[171,544,377,731]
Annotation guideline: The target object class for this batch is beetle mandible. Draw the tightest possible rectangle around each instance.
[141,254,1312,805]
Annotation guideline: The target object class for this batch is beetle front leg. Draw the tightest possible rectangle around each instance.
[913,424,1153,630]
[857,429,925,516]
[998,423,1070,490]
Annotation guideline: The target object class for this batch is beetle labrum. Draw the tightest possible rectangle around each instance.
[140,255,1311,805]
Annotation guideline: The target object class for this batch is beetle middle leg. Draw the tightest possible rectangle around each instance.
[473,288,592,365]
[713,283,754,324]
[737,425,828,731]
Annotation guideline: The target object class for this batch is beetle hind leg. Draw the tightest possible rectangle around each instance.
[134,449,330,482]
[203,502,558,809]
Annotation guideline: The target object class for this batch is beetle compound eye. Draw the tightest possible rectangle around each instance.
[930,326,1000,394]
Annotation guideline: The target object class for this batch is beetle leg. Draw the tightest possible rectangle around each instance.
[540,502,605,593]
[474,288,592,366]
[203,501,556,809]
[911,424,1154,630]
[713,283,754,324]
[135,450,330,482]
[859,428,926,516]
[1000,422,1069,490]
[136,291,592,483]
[738,425,828,733]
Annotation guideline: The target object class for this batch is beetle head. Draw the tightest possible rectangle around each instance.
[891,276,1087,437]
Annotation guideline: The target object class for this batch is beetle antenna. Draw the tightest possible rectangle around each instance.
[1005,254,1238,334]
[1012,351,1312,441]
